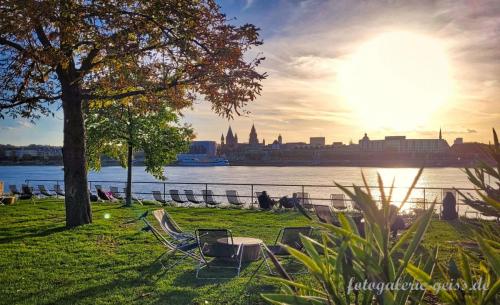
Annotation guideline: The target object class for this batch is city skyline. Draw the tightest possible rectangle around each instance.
[1,0,499,145]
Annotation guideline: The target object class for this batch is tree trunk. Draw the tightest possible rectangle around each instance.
[125,143,133,207]
[62,84,92,227]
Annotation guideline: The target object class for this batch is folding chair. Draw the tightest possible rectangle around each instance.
[9,185,21,196]
[266,226,313,274]
[202,190,220,207]
[140,216,199,270]
[54,184,65,196]
[109,186,123,200]
[169,190,187,204]
[184,190,203,204]
[38,185,54,197]
[226,190,245,207]
[313,204,338,225]
[330,194,347,210]
[152,191,167,205]
[196,229,244,279]
[152,209,195,243]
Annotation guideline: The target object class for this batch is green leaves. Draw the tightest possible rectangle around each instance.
[264,170,437,305]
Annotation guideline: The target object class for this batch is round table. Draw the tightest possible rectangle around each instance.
[217,237,263,262]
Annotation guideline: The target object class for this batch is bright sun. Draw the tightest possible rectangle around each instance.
[339,31,453,131]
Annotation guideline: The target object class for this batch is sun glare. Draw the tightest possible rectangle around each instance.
[339,31,453,131]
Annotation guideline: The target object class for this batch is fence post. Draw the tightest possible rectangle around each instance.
[301,185,305,205]
[251,184,254,207]
[423,188,426,210]
[163,183,166,201]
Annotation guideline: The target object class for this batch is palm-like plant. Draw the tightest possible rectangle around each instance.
[406,129,500,305]
[263,169,438,305]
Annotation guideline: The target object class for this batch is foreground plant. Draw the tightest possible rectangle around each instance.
[263,169,439,304]
[406,129,500,305]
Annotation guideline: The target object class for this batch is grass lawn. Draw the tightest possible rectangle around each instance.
[0,199,479,305]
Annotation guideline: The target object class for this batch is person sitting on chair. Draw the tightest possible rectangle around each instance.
[389,204,406,238]
[258,191,275,210]
[279,193,299,209]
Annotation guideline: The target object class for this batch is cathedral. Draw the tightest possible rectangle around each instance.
[220,124,267,153]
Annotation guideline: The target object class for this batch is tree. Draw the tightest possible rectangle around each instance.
[85,98,193,206]
[0,1,266,227]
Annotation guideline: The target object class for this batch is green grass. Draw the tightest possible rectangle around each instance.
[0,199,479,304]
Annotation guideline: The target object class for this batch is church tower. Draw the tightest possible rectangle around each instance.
[249,124,259,145]
[278,134,282,144]
[439,128,442,140]
[221,133,225,146]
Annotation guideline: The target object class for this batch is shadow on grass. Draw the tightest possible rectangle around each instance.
[0,225,67,244]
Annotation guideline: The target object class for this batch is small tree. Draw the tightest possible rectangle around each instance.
[86,98,193,206]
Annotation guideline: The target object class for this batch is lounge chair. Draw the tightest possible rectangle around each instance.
[267,226,313,256]
[202,190,220,206]
[20,185,35,202]
[38,185,54,197]
[226,190,245,206]
[294,192,313,209]
[152,209,195,242]
[195,228,244,279]
[330,194,347,210]
[152,191,167,205]
[247,244,295,286]
[54,184,65,196]
[96,187,116,202]
[9,185,22,196]
[122,188,143,205]
[109,186,123,200]
[266,226,313,274]
[169,190,187,204]
[140,212,199,271]
[184,190,203,204]
[313,204,339,225]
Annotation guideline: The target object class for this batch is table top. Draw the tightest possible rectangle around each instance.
[217,237,263,246]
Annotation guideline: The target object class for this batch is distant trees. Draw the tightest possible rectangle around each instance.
[0,1,265,227]
[85,98,193,206]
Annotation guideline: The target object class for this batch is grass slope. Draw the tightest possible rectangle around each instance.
[0,199,475,304]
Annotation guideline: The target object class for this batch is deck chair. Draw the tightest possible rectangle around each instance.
[202,190,220,206]
[169,190,187,204]
[195,228,244,279]
[96,187,116,202]
[122,188,143,205]
[313,205,339,225]
[294,192,313,209]
[330,194,347,210]
[226,190,245,206]
[152,209,195,242]
[20,185,35,202]
[38,185,54,197]
[140,214,199,271]
[266,226,313,275]
[109,186,123,200]
[9,185,21,196]
[152,191,167,205]
[184,190,203,204]
[247,244,295,286]
[54,184,65,196]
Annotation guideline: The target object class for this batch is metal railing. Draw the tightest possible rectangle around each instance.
[23,178,481,215]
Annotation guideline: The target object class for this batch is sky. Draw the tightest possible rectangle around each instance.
[1,0,499,146]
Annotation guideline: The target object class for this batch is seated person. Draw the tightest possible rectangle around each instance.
[389,204,406,238]
[278,193,299,209]
[258,191,275,210]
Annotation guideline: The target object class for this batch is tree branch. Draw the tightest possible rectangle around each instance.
[0,37,25,52]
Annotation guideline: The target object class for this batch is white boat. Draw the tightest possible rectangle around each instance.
[176,154,229,166]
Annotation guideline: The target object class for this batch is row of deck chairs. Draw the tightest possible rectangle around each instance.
[8,184,65,201]
[152,190,246,207]
[140,209,313,279]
